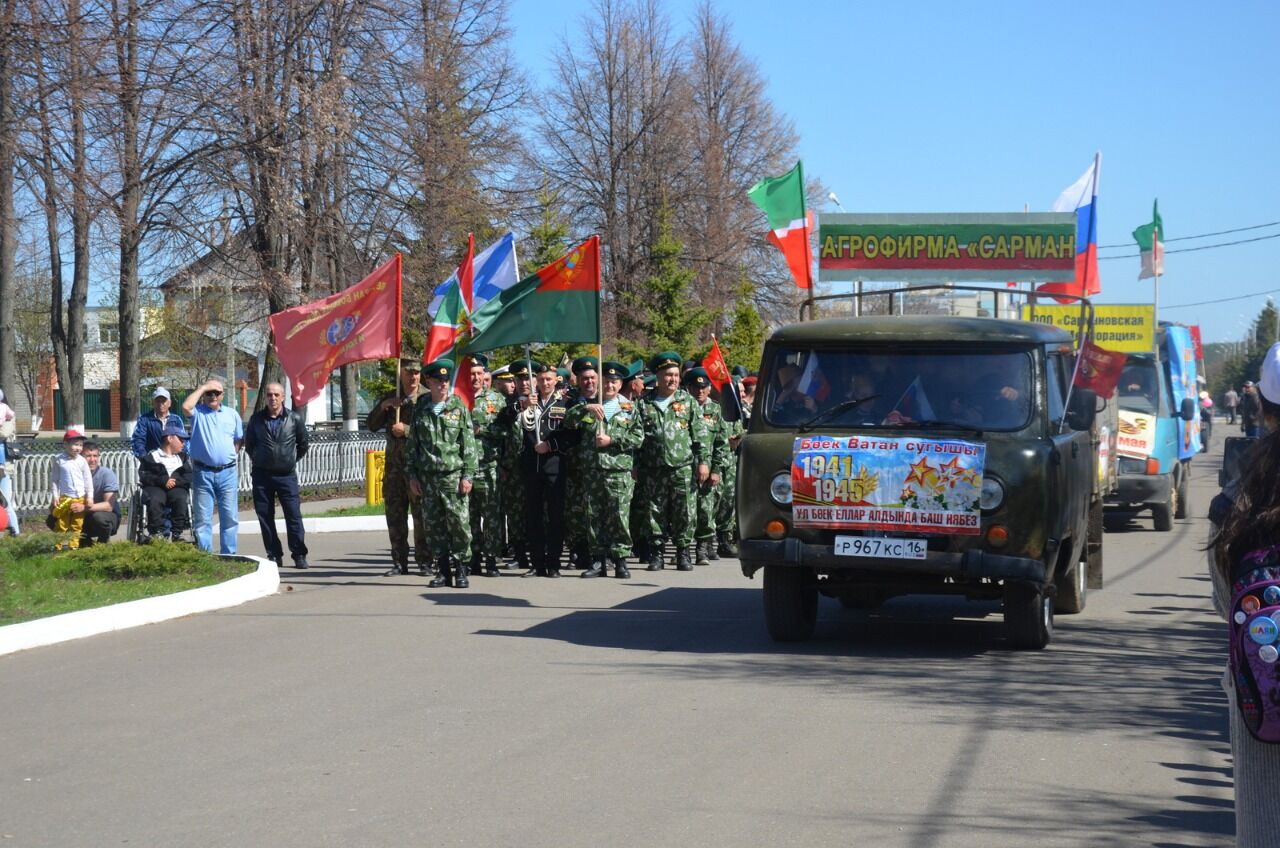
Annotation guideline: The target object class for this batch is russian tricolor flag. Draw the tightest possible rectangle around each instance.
[1038,153,1101,300]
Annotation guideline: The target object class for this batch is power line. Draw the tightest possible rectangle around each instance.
[1098,231,1280,260]
[1160,288,1280,310]
[1098,220,1280,249]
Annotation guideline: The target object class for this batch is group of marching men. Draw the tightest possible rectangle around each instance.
[364,351,759,588]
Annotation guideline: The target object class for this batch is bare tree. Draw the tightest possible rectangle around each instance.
[0,0,19,400]
[11,268,53,427]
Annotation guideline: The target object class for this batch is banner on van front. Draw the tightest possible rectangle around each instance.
[791,434,985,535]
[1020,303,1156,353]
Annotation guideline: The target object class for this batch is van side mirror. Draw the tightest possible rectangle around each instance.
[1066,388,1097,431]
[1180,397,1196,422]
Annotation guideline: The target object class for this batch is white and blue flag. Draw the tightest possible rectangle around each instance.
[426,232,519,317]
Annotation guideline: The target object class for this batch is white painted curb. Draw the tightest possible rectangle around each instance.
[234,515,402,535]
[0,555,280,657]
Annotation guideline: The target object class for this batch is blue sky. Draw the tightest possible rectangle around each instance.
[509,0,1280,343]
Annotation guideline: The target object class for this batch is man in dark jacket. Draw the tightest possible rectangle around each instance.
[131,387,186,458]
[138,417,193,543]
[244,382,310,569]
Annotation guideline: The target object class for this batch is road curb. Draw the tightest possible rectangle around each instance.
[234,515,393,535]
[0,555,280,657]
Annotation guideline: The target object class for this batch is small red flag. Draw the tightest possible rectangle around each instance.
[1073,340,1126,399]
[702,338,731,391]
[269,254,402,407]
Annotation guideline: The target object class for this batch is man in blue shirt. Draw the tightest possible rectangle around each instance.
[182,379,244,554]
[131,387,186,458]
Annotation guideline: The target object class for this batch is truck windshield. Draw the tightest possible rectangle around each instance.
[762,347,1035,431]
[1118,358,1163,415]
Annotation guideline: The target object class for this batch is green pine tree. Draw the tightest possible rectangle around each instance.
[721,272,766,372]
[619,205,713,362]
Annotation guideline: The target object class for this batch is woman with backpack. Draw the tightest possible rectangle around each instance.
[1209,342,1280,846]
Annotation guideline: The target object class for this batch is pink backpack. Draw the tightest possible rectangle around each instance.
[1229,545,1280,742]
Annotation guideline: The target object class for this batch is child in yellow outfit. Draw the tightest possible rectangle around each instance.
[50,430,93,548]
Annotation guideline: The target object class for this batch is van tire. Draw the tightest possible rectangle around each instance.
[1174,466,1189,519]
[1055,557,1087,614]
[1005,583,1053,650]
[1152,495,1174,531]
[1086,499,1104,589]
[763,565,818,642]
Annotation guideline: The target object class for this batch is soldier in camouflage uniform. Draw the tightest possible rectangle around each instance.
[716,394,745,558]
[407,358,478,589]
[468,354,506,577]
[365,357,431,576]
[628,369,656,560]
[638,351,710,571]
[685,367,731,564]
[568,360,645,578]
[562,356,599,570]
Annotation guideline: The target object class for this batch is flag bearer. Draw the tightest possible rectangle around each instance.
[685,367,730,564]
[468,354,507,577]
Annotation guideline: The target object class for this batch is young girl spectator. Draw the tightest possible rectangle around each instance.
[0,388,18,534]
[49,430,94,548]
[1209,342,1280,846]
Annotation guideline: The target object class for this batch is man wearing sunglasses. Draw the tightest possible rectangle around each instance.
[182,379,244,554]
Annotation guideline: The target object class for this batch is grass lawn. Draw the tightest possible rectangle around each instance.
[315,502,385,517]
[0,533,256,626]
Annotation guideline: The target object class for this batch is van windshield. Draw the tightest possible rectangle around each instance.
[1118,358,1164,415]
[762,347,1035,431]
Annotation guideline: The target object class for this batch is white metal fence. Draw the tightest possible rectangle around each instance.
[6,432,386,515]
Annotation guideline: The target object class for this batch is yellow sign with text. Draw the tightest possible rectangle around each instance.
[1021,304,1155,353]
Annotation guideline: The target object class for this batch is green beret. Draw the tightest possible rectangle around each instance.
[421,358,453,380]
[469,353,489,369]
[508,360,537,378]
[572,355,599,375]
[602,360,627,380]
[530,361,556,375]
[684,366,711,389]
[650,351,682,372]
[626,359,645,379]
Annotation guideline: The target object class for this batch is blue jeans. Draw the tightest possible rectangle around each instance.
[0,474,18,534]
[193,465,239,554]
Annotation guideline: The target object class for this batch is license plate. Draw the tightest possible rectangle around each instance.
[834,535,927,560]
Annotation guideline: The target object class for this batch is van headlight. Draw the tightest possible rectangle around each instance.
[770,472,793,505]
[979,476,1005,511]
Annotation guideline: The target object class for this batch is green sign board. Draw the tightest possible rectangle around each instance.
[818,213,1077,283]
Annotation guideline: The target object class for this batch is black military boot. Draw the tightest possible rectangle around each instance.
[469,550,482,576]
[717,532,739,558]
[483,556,500,577]
[646,540,665,571]
[611,556,631,579]
[576,542,591,570]
[581,555,607,578]
[706,539,720,561]
[452,557,470,589]
[695,541,711,565]
[676,546,694,571]
[428,555,451,588]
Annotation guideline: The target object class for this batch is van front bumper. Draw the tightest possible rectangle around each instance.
[738,538,1047,585]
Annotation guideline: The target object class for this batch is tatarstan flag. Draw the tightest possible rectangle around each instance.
[1133,199,1164,280]
[748,161,813,289]
[462,235,601,353]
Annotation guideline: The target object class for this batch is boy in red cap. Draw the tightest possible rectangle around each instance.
[49,429,94,547]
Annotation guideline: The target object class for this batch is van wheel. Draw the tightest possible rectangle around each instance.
[1086,499,1104,589]
[1152,494,1174,531]
[1174,467,1190,519]
[1005,583,1053,649]
[763,565,818,642]
[1054,558,1087,614]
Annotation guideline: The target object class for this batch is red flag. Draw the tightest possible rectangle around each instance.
[702,338,731,391]
[1073,340,1126,399]
[269,255,402,407]
[451,356,477,410]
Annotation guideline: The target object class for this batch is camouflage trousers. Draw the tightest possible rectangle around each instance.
[629,467,651,549]
[564,465,587,552]
[584,471,634,559]
[715,461,738,537]
[695,476,720,542]
[499,465,525,554]
[643,464,696,548]
[384,467,429,568]
[469,465,503,558]
[422,471,471,561]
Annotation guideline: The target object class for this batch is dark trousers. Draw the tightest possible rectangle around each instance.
[524,469,566,571]
[82,510,121,546]
[144,486,190,536]
[251,470,308,561]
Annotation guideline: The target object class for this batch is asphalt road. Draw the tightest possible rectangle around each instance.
[1,443,1235,847]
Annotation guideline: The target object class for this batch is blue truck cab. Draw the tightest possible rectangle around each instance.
[1106,325,1200,530]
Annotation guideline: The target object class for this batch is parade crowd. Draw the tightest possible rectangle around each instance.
[365,351,756,588]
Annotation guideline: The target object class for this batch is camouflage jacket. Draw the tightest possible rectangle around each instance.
[406,393,478,481]
[694,398,732,474]
[638,388,708,469]
[365,388,424,471]
[469,388,508,469]
[565,397,644,472]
